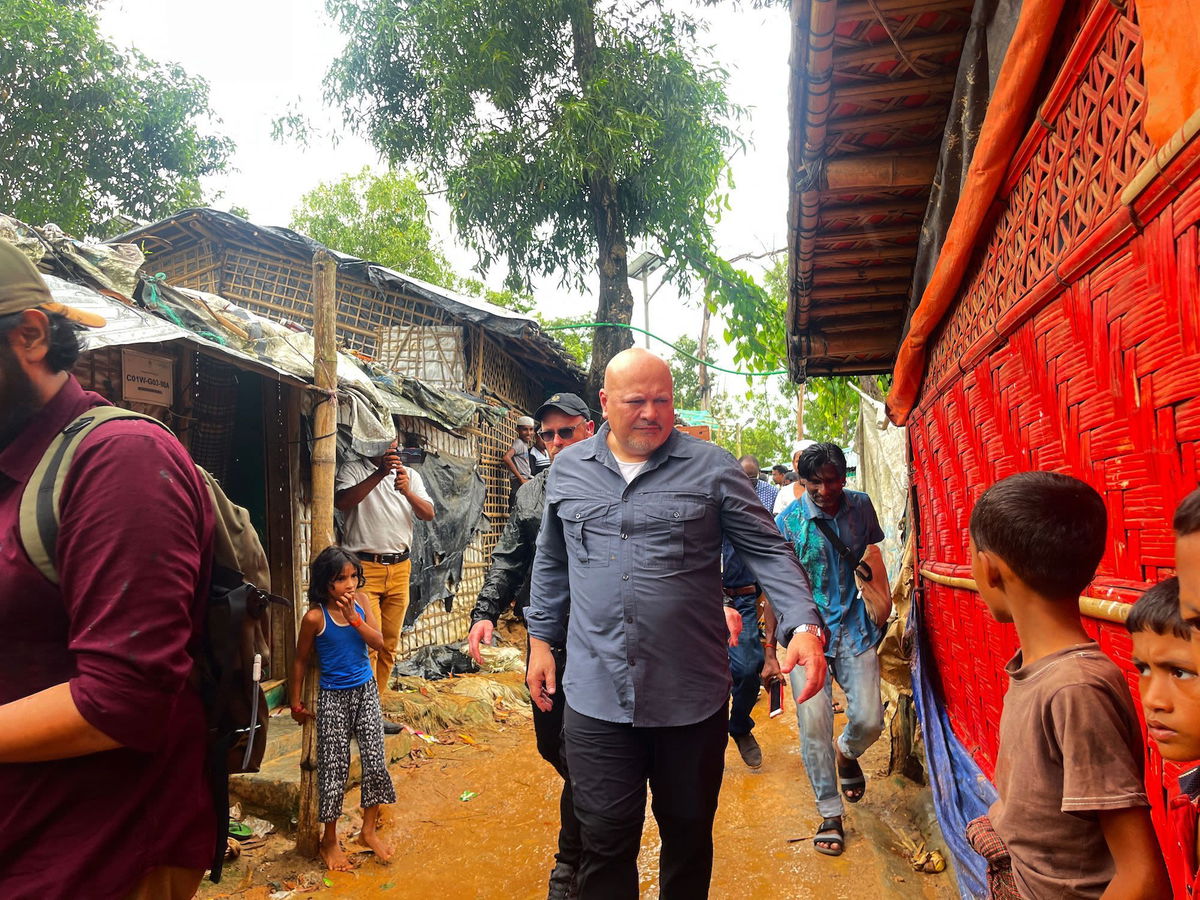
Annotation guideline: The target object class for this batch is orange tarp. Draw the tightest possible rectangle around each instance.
[1138,0,1200,148]
[885,0,1067,426]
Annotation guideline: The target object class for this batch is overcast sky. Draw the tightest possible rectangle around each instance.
[98,0,793,381]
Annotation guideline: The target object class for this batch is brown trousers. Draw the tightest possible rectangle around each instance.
[359,558,412,692]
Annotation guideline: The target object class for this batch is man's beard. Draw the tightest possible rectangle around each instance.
[0,341,38,452]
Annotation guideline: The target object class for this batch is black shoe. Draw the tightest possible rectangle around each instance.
[732,732,762,768]
[383,720,402,735]
[547,861,577,900]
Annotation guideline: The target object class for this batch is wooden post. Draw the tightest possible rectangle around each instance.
[796,388,805,442]
[297,249,338,858]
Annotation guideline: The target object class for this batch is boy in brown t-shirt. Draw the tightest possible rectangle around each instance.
[966,472,1168,899]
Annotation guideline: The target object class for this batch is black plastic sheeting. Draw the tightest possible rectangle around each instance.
[901,0,1023,338]
[404,452,487,627]
[909,592,996,898]
[393,643,479,680]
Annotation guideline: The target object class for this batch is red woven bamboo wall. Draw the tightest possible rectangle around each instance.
[911,0,1200,887]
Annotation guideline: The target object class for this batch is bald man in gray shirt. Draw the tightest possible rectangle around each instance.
[526,349,827,900]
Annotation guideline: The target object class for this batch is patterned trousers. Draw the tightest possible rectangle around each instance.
[317,680,397,822]
[966,815,1024,900]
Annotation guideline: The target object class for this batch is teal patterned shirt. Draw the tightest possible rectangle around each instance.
[775,489,885,657]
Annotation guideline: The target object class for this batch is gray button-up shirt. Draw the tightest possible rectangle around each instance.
[526,423,822,727]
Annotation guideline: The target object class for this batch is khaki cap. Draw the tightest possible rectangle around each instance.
[0,239,106,327]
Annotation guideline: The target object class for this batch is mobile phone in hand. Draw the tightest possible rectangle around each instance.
[769,679,783,718]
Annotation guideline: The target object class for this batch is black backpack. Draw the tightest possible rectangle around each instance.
[19,405,289,882]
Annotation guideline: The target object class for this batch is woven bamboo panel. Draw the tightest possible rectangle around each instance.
[926,9,1155,388]
[478,333,542,411]
[912,3,1200,882]
[145,242,220,294]
[481,412,522,523]
[377,325,465,387]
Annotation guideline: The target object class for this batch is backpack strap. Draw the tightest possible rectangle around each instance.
[810,516,873,583]
[19,406,170,584]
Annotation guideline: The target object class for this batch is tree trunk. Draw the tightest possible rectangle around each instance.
[697,302,711,411]
[856,374,886,402]
[571,0,634,407]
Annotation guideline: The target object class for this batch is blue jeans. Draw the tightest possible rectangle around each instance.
[787,644,883,818]
[727,592,764,737]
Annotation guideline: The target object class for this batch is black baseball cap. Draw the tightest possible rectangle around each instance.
[535,392,590,421]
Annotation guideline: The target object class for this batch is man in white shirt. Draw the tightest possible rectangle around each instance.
[335,439,435,694]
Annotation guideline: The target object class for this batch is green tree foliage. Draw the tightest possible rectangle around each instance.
[0,0,233,236]
[536,313,595,369]
[723,256,889,451]
[324,0,751,402]
[291,167,536,313]
[711,385,794,467]
[291,167,458,286]
[668,335,717,410]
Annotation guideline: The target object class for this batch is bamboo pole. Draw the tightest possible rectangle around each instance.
[832,73,958,105]
[815,223,922,246]
[819,198,928,224]
[826,105,945,134]
[833,32,962,69]
[811,279,914,300]
[815,246,916,266]
[814,264,913,285]
[824,154,938,193]
[918,569,1132,625]
[297,249,338,858]
[836,0,970,20]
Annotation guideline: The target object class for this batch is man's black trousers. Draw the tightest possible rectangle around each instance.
[531,645,583,868]
[563,702,728,900]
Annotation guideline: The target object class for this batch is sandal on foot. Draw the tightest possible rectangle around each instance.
[838,755,866,803]
[813,817,844,856]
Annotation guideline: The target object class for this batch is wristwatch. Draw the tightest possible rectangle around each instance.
[793,623,827,649]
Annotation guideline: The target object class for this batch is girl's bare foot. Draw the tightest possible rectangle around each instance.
[320,840,353,872]
[360,826,393,864]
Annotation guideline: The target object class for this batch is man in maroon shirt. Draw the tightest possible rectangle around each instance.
[0,240,216,900]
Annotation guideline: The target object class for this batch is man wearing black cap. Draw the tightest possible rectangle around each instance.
[0,240,215,898]
[468,391,593,900]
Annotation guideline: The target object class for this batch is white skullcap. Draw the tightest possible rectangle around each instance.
[516,416,536,427]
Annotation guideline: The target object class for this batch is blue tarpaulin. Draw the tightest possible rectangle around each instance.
[910,589,998,899]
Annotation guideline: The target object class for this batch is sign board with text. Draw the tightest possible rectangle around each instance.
[121,349,174,406]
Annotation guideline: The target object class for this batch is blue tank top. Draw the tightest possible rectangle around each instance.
[314,603,374,690]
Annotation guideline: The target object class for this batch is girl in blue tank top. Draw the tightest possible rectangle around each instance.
[290,546,397,871]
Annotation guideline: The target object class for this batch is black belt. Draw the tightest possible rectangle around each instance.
[359,550,410,565]
[722,584,758,597]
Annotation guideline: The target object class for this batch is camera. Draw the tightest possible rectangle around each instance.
[398,446,426,466]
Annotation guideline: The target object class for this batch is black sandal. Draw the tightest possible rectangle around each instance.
[838,755,866,803]
[813,817,844,856]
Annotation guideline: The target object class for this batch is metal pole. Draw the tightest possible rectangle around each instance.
[642,272,650,348]
[297,249,338,858]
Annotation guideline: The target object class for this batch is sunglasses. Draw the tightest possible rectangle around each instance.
[538,424,581,441]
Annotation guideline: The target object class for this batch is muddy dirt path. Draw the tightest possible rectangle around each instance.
[210,679,955,899]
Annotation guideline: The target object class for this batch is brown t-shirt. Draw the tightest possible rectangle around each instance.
[989,642,1148,899]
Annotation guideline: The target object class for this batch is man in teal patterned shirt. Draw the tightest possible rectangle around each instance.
[775,442,886,858]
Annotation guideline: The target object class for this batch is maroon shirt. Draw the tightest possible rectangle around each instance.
[0,377,215,899]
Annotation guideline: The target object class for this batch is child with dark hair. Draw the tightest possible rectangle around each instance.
[1175,488,1200,644]
[1126,577,1200,898]
[290,546,396,871]
[965,471,1168,899]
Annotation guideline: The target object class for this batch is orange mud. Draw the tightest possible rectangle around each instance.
[203,678,955,899]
